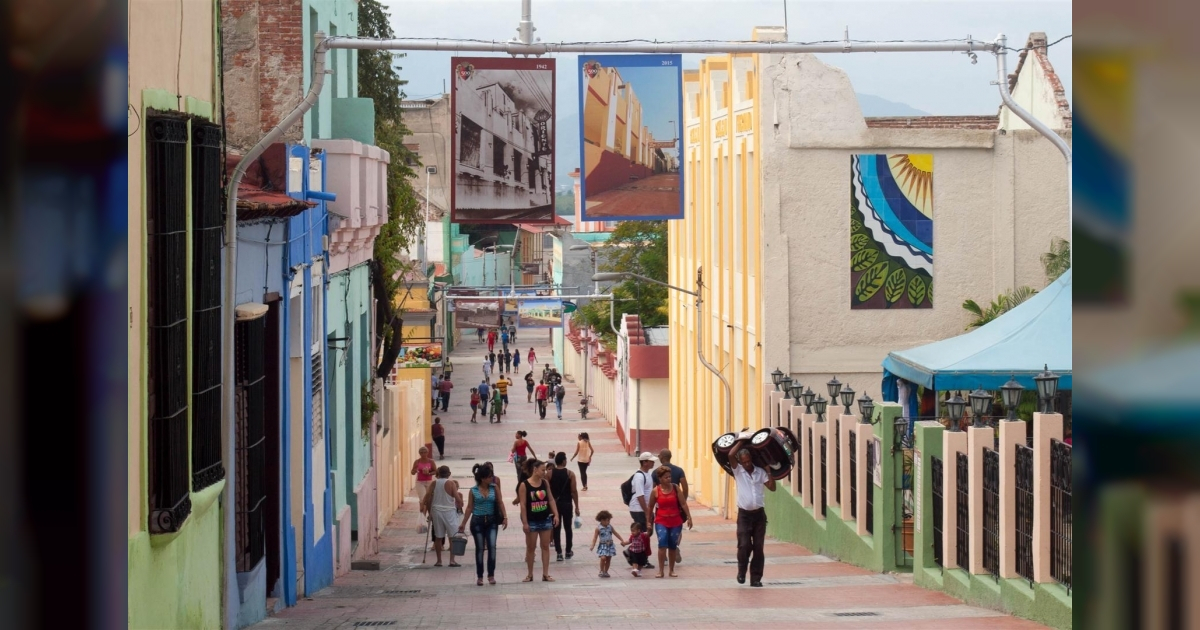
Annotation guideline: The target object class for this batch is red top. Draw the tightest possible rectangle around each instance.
[431,423,444,438]
[535,384,549,400]
[653,485,685,528]
[439,380,453,393]
[514,439,529,457]
[628,531,651,554]
[470,393,481,405]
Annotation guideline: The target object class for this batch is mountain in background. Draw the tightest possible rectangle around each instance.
[553,94,926,190]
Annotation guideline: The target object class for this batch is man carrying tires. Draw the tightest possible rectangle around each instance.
[727,442,776,587]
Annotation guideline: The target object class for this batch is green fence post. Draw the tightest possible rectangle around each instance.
[913,420,945,587]
[875,402,902,572]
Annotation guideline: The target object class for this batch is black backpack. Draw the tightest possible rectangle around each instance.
[555,384,565,400]
[620,470,648,506]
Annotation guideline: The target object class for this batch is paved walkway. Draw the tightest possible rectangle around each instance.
[252,335,1046,629]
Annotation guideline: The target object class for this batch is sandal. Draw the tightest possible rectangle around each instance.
[449,562,461,567]
[542,575,555,582]
[433,562,443,567]
[522,575,534,582]
[669,572,678,578]
[655,572,664,579]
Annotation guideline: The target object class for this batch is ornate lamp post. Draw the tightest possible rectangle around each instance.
[801,387,816,414]
[789,381,804,402]
[826,376,842,402]
[1000,376,1023,421]
[968,386,994,429]
[771,368,785,391]
[1034,364,1060,413]
[857,392,875,424]
[779,375,794,399]
[812,394,828,423]
[839,384,856,416]
[945,391,966,432]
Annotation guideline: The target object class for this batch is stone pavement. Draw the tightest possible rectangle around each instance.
[251,334,1047,630]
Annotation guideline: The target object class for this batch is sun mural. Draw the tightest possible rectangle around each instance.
[850,154,934,309]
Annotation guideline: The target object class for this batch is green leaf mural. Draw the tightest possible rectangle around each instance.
[908,275,927,306]
[855,261,889,302]
[851,248,879,272]
[851,218,863,233]
[851,233,872,252]
[884,267,907,304]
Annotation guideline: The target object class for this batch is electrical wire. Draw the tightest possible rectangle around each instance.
[128,104,142,138]
[1001,34,1072,53]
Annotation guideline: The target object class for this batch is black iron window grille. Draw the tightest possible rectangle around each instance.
[931,456,944,567]
[1050,439,1073,591]
[820,436,828,517]
[146,112,192,534]
[1015,444,1035,584]
[956,452,970,569]
[236,316,267,572]
[866,440,875,534]
[192,120,225,491]
[808,427,814,501]
[835,420,842,504]
[849,431,858,519]
[983,449,1000,579]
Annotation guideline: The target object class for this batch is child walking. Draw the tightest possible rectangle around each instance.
[625,522,651,576]
[469,387,481,423]
[589,510,626,578]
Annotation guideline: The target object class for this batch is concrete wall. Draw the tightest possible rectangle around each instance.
[757,52,1070,401]
[222,0,305,152]
[403,98,453,217]
[302,0,359,143]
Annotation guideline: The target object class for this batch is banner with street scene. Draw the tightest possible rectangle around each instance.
[451,57,556,224]
[452,299,503,329]
[517,299,564,328]
[578,54,684,222]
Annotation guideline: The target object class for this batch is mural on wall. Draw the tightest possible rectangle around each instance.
[518,299,564,328]
[850,154,933,309]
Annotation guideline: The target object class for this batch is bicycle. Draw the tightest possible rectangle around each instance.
[579,393,592,419]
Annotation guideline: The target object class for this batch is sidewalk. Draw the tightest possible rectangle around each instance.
[251,334,1046,629]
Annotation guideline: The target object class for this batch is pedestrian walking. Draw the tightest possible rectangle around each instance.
[477,379,490,412]
[469,388,481,423]
[518,459,560,582]
[482,356,492,381]
[553,381,566,419]
[438,375,454,411]
[541,363,552,385]
[647,465,691,578]
[624,522,651,576]
[570,432,593,491]
[528,347,537,365]
[421,466,463,567]
[411,447,437,521]
[495,376,510,415]
[431,373,441,408]
[459,463,507,586]
[550,453,580,561]
[489,350,497,370]
[512,348,520,371]
[502,349,512,373]
[534,380,549,419]
[487,329,497,353]
[432,417,446,459]
[477,327,484,343]
[511,431,535,482]
[728,442,778,587]
[500,328,510,351]
[525,371,535,402]
[510,322,518,343]
[489,386,503,423]
[589,510,626,578]
[626,453,657,539]
[659,449,689,563]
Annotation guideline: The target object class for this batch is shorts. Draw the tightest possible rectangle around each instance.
[501,395,509,403]
[470,403,478,411]
[655,523,683,550]
[528,519,553,532]
[627,550,649,566]
[526,385,534,392]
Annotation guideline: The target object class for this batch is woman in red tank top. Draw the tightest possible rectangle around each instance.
[648,465,692,578]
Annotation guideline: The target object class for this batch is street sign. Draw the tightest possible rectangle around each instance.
[562,301,577,313]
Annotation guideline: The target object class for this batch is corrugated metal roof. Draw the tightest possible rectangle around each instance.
[644,326,669,346]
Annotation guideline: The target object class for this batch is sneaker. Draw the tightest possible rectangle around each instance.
[631,568,640,577]
[565,551,574,559]
[750,581,763,588]
[556,553,564,562]
[600,572,610,578]
[736,574,745,584]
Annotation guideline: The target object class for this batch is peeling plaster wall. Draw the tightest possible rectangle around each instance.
[759,53,1070,396]
[222,0,305,152]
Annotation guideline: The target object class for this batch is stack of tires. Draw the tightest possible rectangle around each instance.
[712,427,800,479]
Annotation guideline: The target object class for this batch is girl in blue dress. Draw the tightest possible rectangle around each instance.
[589,510,626,578]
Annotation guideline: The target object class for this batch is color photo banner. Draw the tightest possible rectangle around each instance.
[453,299,503,329]
[579,54,684,222]
[451,57,557,224]
[518,299,564,328]
[850,154,933,309]
[395,343,443,369]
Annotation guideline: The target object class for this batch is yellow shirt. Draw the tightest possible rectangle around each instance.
[496,380,509,395]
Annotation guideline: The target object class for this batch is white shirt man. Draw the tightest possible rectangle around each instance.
[627,453,658,569]
[482,358,492,379]
[728,444,776,587]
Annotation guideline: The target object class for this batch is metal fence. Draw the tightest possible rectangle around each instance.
[1015,443,1035,585]
[866,440,875,534]
[982,449,1000,579]
[808,427,814,502]
[849,431,858,519]
[835,420,842,504]
[931,456,944,567]
[1050,439,1073,591]
[820,435,828,517]
[895,418,916,568]
[956,452,970,569]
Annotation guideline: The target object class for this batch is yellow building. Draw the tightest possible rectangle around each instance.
[668,31,774,517]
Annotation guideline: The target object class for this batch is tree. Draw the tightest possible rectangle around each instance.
[961,286,1037,330]
[572,221,669,349]
[1041,237,1070,285]
[359,0,423,375]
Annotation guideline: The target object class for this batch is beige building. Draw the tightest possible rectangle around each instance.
[668,28,1071,514]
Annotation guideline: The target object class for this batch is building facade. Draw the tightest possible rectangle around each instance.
[667,28,1071,516]
[455,82,554,214]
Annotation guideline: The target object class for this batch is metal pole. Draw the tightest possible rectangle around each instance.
[693,271,733,516]
[993,33,1072,266]
[324,37,995,56]
[516,0,535,45]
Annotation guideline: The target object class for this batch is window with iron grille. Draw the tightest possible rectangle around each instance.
[146,112,192,534]
[835,420,841,504]
[866,440,874,534]
[848,425,864,518]
[931,456,943,567]
[956,452,970,569]
[820,435,827,517]
[1015,444,1034,583]
[192,120,225,491]
[1050,439,1072,591]
[983,449,1000,579]
[236,315,267,572]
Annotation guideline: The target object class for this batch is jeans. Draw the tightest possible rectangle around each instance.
[554,397,563,416]
[440,392,450,411]
[469,515,499,578]
[433,435,445,457]
[537,399,547,418]
[655,523,683,550]
[736,507,768,582]
[577,462,589,487]
[630,511,648,529]
[552,501,574,555]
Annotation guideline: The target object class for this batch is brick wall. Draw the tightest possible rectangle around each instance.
[222,0,305,152]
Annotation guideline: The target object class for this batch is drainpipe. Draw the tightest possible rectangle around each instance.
[693,269,733,516]
[221,32,327,610]
[993,33,1072,265]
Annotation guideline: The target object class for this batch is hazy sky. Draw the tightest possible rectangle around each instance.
[382,0,1071,116]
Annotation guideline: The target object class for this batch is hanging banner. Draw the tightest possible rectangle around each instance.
[579,54,684,222]
[451,57,557,224]
[518,299,564,328]
[395,343,444,369]
[452,299,503,329]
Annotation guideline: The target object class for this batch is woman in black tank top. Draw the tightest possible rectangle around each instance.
[519,459,560,582]
[549,452,579,560]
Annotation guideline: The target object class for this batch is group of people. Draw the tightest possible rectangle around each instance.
[528,363,566,419]
[479,323,518,353]
[470,375,511,423]
[482,348,522,377]
[431,373,454,412]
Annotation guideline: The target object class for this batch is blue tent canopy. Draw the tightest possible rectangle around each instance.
[882,270,1072,391]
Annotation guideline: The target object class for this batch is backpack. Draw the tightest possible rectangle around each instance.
[555,384,565,400]
[620,470,649,506]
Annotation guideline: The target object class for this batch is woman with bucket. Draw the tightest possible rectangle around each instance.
[459,463,508,585]
[422,466,463,567]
